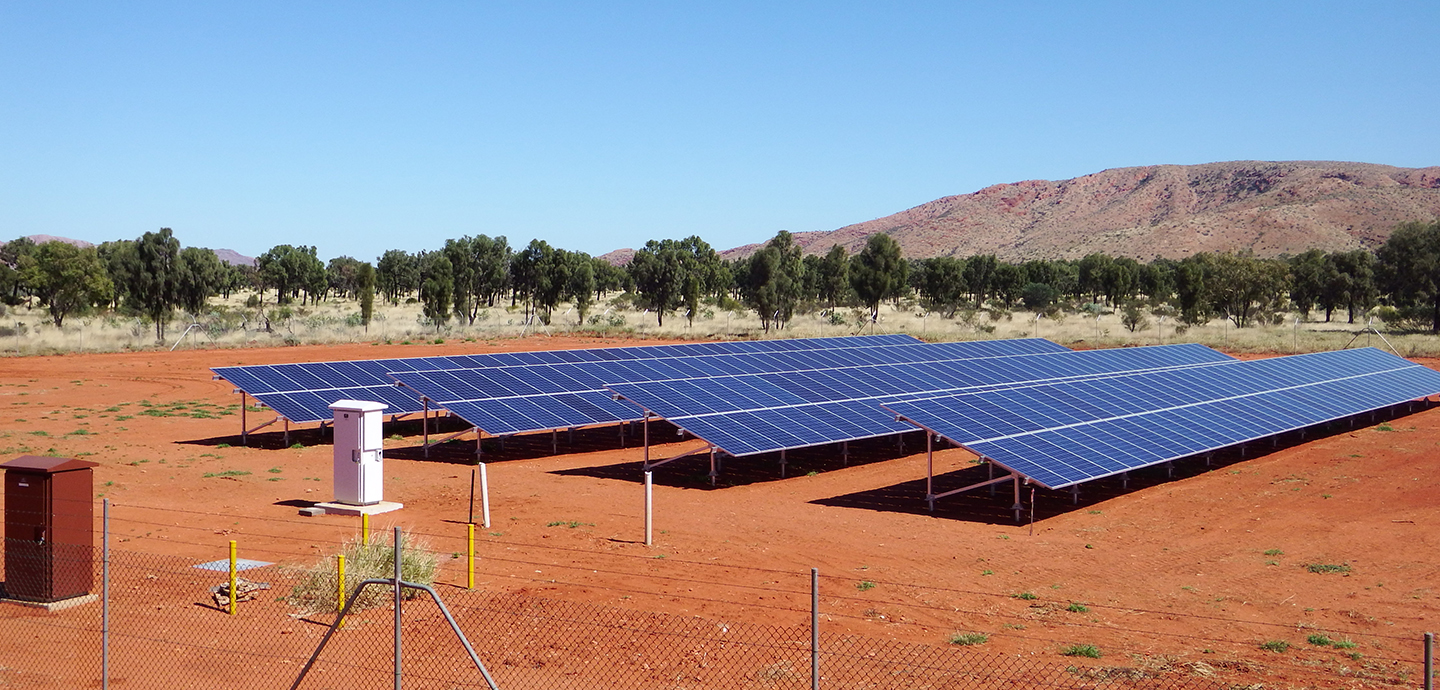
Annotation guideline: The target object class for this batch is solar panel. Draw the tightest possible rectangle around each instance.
[212,334,925,423]
[608,343,1235,456]
[882,348,1440,489]
[392,338,1072,435]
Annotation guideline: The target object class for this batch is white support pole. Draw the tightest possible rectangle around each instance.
[480,462,491,529]
[644,470,653,546]
[643,414,650,468]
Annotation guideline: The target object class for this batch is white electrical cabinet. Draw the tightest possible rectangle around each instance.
[330,400,388,506]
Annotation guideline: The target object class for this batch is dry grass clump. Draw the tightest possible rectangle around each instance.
[286,531,438,615]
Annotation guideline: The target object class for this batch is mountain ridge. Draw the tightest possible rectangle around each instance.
[708,160,1440,263]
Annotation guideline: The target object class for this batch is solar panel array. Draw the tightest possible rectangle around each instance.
[211,334,921,423]
[607,344,1236,456]
[883,348,1440,489]
[392,338,1071,436]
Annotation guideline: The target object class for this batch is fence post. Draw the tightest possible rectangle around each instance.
[467,523,475,590]
[811,567,819,690]
[362,513,370,546]
[644,471,653,546]
[480,462,491,529]
[393,526,403,690]
[336,554,346,627]
[1425,631,1434,690]
[102,499,109,690]
[228,540,238,616]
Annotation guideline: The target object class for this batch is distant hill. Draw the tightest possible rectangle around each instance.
[13,234,254,266]
[719,161,1440,262]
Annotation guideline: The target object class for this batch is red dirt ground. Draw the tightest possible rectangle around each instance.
[2,336,1437,687]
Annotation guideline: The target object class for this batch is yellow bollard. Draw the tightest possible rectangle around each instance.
[336,554,347,627]
[361,513,370,545]
[466,523,475,590]
[228,540,238,616]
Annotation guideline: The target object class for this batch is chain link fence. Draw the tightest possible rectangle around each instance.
[1,518,1434,689]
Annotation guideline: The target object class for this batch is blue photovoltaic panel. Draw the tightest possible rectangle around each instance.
[608,343,1235,456]
[882,348,1440,489]
[210,334,924,422]
[391,338,1072,435]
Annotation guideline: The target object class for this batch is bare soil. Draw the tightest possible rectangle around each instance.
[1,336,1437,688]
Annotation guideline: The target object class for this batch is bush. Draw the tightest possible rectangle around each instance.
[1306,563,1351,575]
[1260,640,1290,653]
[1060,644,1101,658]
[286,532,438,614]
[948,632,988,646]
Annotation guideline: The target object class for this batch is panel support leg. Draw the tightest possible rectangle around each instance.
[423,398,430,457]
[284,418,290,447]
[988,460,996,497]
[780,450,787,478]
[552,429,557,455]
[1166,461,1174,478]
[925,433,934,512]
[709,448,717,487]
[842,441,849,467]
[1121,471,1130,490]
[1011,476,1024,523]
[643,470,653,547]
[643,413,650,469]
[1070,485,1079,505]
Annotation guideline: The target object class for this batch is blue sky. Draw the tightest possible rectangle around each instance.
[2,1,1435,262]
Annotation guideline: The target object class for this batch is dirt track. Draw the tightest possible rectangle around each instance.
[2,336,1437,686]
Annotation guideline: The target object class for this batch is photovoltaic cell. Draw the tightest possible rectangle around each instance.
[392,338,1073,435]
[212,334,924,422]
[882,348,1440,489]
[608,343,1235,456]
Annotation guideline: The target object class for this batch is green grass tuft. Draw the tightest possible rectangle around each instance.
[948,632,988,646]
[202,470,251,478]
[1066,602,1089,613]
[284,532,437,614]
[1260,640,1290,653]
[1060,644,1101,658]
[1306,563,1351,574]
[856,581,876,592]
[1013,592,1038,600]
[1306,633,1333,646]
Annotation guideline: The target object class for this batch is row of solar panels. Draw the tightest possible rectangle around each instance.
[213,334,928,423]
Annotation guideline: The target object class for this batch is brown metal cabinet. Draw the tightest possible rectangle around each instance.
[3,455,98,602]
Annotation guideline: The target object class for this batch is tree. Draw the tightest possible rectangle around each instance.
[257,245,324,305]
[1021,282,1058,313]
[510,239,555,324]
[1328,250,1378,324]
[18,242,112,326]
[1287,249,1327,319]
[627,236,718,326]
[1206,252,1287,328]
[176,246,226,314]
[132,227,182,341]
[816,245,850,310]
[1376,221,1440,331]
[1,237,37,305]
[96,240,138,309]
[849,234,905,322]
[445,235,512,324]
[418,252,453,332]
[326,256,365,300]
[1173,254,1211,326]
[1077,253,1113,304]
[962,254,998,306]
[741,231,804,330]
[376,249,420,303]
[918,257,966,316]
[563,251,596,325]
[991,262,1024,309]
[356,261,376,331]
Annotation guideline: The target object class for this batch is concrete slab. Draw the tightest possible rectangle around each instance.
[313,500,403,516]
[0,593,99,612]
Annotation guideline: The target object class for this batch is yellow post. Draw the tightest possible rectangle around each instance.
[228,540,238,616]
[466,523,475,590]
[336,554,347,627]
[361,513,370,545]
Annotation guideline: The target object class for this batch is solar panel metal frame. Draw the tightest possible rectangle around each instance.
[211,334,925,424]
[607,343,1237,458]
[393,338,1074,436]
[881,347,1440,490]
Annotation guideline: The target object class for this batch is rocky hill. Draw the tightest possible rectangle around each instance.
[720,161,1440,262]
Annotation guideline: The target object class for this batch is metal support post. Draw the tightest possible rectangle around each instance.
[228,540,238,616]
[1011,476,1024,522]
[811,568,820,690]
[283,418,290,447]
[468,469,475,525]
[925,433,934,511]
[422,399,430,454]
[841,441,848,467]
[1121,471,1130,489]
[988,460,996,497]
[780,450,787,478]
[466,524,475,590]
[644,471,653,546]
[1425,631,1433,690]
[709,448,717,486]
[394,527,402,690]
[552,429,557,455]
[1166,461,1174,478]
[102,499,109,690]
[240,392,247,446]
[1070,485,1079,505]
[643,414,650,468]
